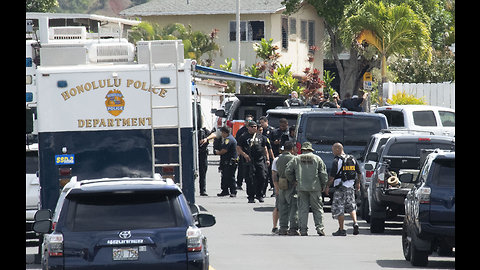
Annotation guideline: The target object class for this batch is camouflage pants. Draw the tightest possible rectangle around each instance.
[331,185,357,219]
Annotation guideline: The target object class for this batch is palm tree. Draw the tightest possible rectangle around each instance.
[343,0,431,85]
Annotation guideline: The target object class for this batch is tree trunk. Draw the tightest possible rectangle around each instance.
[325,21,377,99]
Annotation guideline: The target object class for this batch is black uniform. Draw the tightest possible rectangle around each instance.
[262,125,276,191]
[235,125,249,188]
[271,127,290,157]
[218,134,238,196]
[237,131,268,201]
[198,127,212,195]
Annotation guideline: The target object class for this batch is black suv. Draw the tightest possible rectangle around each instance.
[401,150,455,266]
[33,177,216,270]
[367,135,455,233]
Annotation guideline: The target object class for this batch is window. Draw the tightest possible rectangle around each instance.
[413,110,437,126]
[300,20,307,41]
[308,20,315,49]
[289,18,297,35]
[343,118,383,146]
[379,111,405,127]
[66,192,184,231]
[230,21,264,41]
[439,111,455,127]
[281,17,288,49]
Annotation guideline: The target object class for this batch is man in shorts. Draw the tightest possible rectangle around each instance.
[325,142,362,236]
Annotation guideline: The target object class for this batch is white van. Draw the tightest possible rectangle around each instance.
[374,105,455,137]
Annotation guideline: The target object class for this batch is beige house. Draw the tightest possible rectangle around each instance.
[121,0,324,76]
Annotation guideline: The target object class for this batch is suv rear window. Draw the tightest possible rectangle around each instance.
[66,192,184,232]
[268,113,298,128]
[432,159,455,186]
[305,117,383,146]
[379,110,404,127]
[413,111,437,126]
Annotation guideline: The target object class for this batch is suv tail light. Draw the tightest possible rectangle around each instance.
[226,120,233,128]
[418,186,431,204]
[186,226,202,252]
[366,170,374,178]
[47,233,64,256]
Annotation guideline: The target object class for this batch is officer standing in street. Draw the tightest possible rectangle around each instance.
[237,120,270,203]
[274,141,299,236]
[285,142,328,236]
[198,127,212,196]
[215,126,238,197]
[325,142,362,236]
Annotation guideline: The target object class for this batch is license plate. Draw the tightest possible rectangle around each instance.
[112,247,139,261]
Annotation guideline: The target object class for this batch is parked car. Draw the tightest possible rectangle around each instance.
[295,110,388,199]
[374,105,455,137]
[33,176,216,270]
[401,150,455,266]
[367,135,455,233]
[359,129,433,221]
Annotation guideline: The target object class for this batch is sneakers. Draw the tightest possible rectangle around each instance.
[217,192,229,197]
[272,227,279,234]
[317,229,325,236]
[248,198,255,203]
[332,228,347,236]
[256,196,264,203]
[353,223,359,235]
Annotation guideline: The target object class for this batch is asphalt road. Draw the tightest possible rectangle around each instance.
[26,154,455,269]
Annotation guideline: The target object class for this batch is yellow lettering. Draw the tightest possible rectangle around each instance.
[76,84,85,94]
[127,79,134,88]
[61,91,70,101]
[159,88,167,97]
[131,118,138,126]
[86,119,92,128]
[107,79,113,87]
[108,119,114,127]
[115,118,121,126]
[122,118,130,126]
[99,119,106,127]
[84,82,92,91]
[138,118,145,126]
[114,79,121,87]
[98,79,106,88]
[92,81,99,89]
[69,88,77,97]
[78,119,85,128]
[93,119,100,127]
[141,82,149,91]
[134,81,141,89]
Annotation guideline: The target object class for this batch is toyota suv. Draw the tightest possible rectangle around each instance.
[367,135,455,233]
[33,177,216,270]
[401,150,455,266]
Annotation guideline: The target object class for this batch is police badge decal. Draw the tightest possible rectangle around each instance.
[105,89,125,116]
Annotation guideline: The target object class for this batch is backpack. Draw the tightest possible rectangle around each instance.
[336,155,357,182]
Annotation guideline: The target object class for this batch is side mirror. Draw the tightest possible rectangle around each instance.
[214,109,226,117]
[399,172,414,183]
[197,213,216,228]
[366,152,378,162]
[34,209,52,221]
[33,220,52,234]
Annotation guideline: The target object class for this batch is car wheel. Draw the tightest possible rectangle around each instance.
[410,240,429,267]
[370,217,385,233]
[360,197,370,223]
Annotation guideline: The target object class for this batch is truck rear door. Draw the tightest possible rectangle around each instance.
[61,191,188,270]
[428,159,455,225]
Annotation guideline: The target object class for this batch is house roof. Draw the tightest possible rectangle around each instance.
[120,0,286,16]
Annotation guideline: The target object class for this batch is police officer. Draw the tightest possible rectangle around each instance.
[235,114,254,190]
[274,141,299,236]
[271,118,289,157]
[325,142,361,236]
[259,116,276,194]
[198,127,212,196]
[236,120,270,203]
[215,126,238,197]
[285,142,328,236]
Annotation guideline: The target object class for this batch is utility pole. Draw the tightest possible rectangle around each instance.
[235,0,241,94]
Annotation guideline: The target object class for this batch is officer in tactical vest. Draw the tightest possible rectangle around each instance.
[325,142,362,236]
[236,120,270,203]
[215,126,238,197]
[285,142,328,236]
[274,141,299,236]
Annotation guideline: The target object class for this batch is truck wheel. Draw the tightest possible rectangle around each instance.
[370,217,385,233]
[410,240,429,267]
